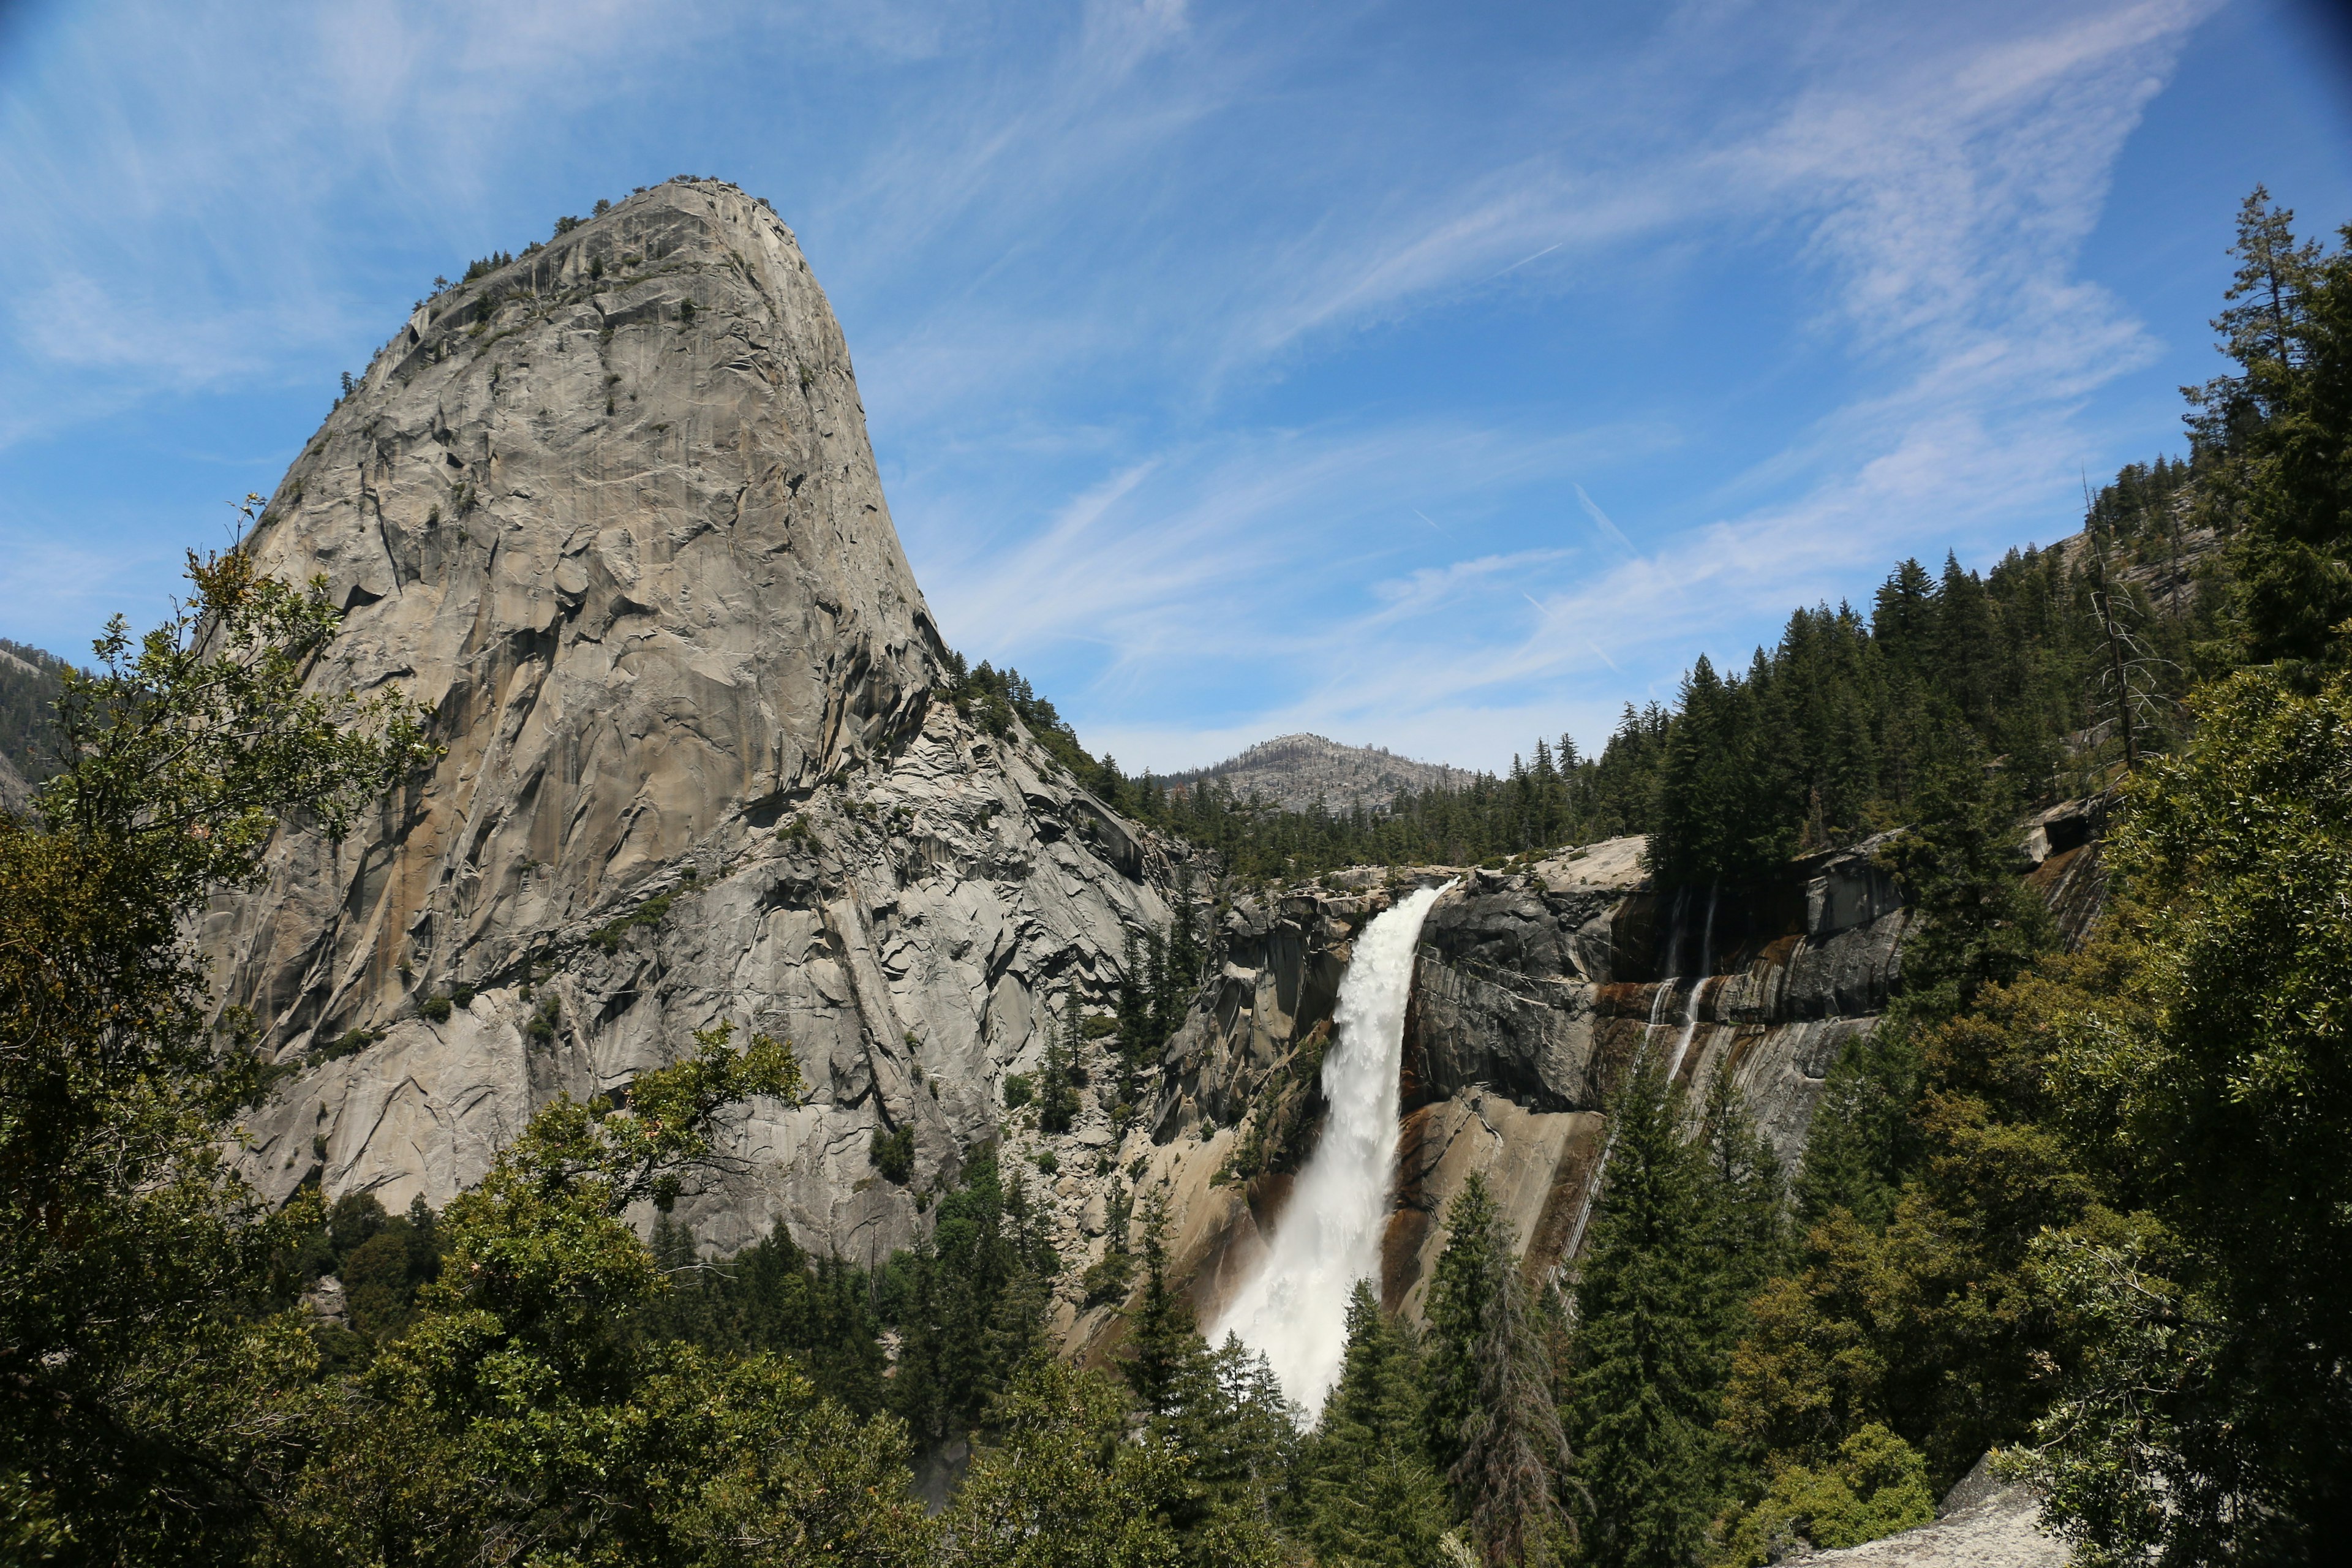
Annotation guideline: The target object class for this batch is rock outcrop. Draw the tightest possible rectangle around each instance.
[1122,834,1915,1336]
[208,179,1186,1267]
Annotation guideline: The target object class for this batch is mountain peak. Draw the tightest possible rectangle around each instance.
[1165,732,1475,813]
[221,172,941,1052]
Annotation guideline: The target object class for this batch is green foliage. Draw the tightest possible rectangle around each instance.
[2020,667,2352,1562]
[1111,1198,1295,1567]
[639,1214,888,1417]
[1001,1071,1033,1109]
[872,1125,916,1184]
[1790,1027,1920,1233]
[2187,190,2352,671]
[458,249,514,284]
[1300,1282,1453,1568]
[938,1354,1185,1568]
[282,1026,929,1566]
[0,637,69,788]
[1565,1050,1725,1568]
[296,1191,446,1344]
[880,1147,1060,1448]
[0,546,437,1562]
[1082,1247,1136,1307]
[1035,992,1084,1136]
[1448,1215,1571,1566]
[1873,741,2054,1016]
[1715,1425,1935,1566]
[308,1023,385,1065]
[1120,1196,1203,1424]
[588,889,674,952]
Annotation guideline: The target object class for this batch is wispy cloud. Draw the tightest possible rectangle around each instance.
[0,0,2268,768]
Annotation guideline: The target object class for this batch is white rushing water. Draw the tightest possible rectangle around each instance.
[1560,883,1719,1263]
[1214,883,1450,1414]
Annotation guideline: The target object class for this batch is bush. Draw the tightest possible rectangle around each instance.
[589,891,673,954]
[1003,1073,1034,1109]
[1033,1149,1059,1175]
[310,1026,382,1065]
[420,995,453,1023]
[1080,1249,1134,1306]
[870,1126,915,1185]
[1718,1425,1936,1566]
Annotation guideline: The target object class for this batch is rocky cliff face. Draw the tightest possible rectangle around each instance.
[211,175,2109,1354]
[1117,836,1914,1339]
[209,179,1185,1268]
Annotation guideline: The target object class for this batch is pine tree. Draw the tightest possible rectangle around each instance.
[1122,1194,1210,1423]
[1038,990,1081,1135]
[1449,1223,1572,1566]
[1118,927,1153,1102]
[1303,1281,1452,1568]
[1167,862,1204,1012]
[1567,1045,1722,1568]
[1423,1173,1504,1473]
[1695,1060,1786,1331]
[2187,189,2352,668]
[1792,1026,1918,1233]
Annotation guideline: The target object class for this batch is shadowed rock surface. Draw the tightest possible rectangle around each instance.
[1124,837,1914,1340]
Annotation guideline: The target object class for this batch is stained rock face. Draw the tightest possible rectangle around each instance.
[207,180,1184,1268]
[1131,838,1913,1333]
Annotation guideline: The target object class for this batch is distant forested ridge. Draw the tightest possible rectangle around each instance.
[0,638,69,791]
[967,483,2219,889]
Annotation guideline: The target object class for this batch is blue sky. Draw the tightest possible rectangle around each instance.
[2,0,2348,773]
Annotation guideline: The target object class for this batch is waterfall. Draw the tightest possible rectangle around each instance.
[1560,882,1719,1263]
[1214,882,1450,1414]
[1662,882,1720,1084]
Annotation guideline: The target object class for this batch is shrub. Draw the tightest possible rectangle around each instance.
[1033,1149,1059,1175]
[1081,1250,1134,1306]
[1717,1425,1936,1566]
[420,995,453,1023]
[310,1027,383,1065]
[592,198,611,216]
[680,298,696,324]
[448,984,475,1011]
[870,1126,915,1185]
[1003,1073,1034,1109]
[589,892,673,954]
